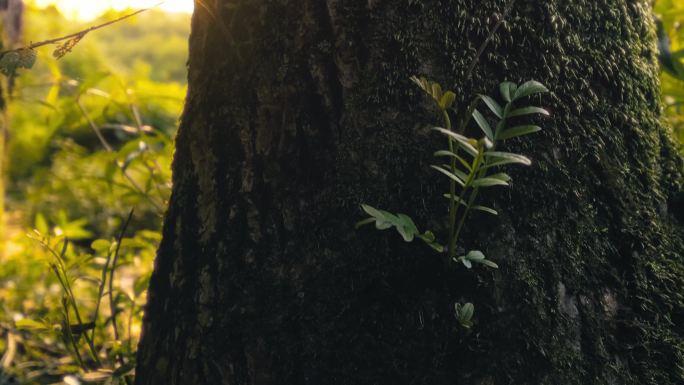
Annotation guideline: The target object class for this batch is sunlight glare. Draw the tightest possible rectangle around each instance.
[33,0,194,21]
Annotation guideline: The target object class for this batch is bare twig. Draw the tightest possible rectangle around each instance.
[464,0,517,83]
[18,2,165,52]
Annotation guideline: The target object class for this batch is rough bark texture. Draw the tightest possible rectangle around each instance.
[136,1,684,384]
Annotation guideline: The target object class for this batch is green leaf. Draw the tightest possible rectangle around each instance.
[410,76,428,92]
[472,205,498,215]
[360,204,399,230]
[507,106,549,118]
[354,217,375,229]
[418,231,443,252]
[91,239,111,252]
[359,205,426,245]
[440,164,469,182]
[478,95,503,118]
[498,125,542,140]
[433,150,473,171]
[35,213,49,234]
[499,81,517,102]
[480,259,499,269]
[397,213,419,242]
[16,319,48,331]
[484,151,532,166]
[465,250,486,261]
[488,172,512,182]
[431,83,443,100]
[461,303,474,320]
[443,194,469,207]
[513,80,548,100]
[439,91,457,110]
[431,165,465,186]
[375,218,395,230]
[361,204,384,219]
[396,224,414,242]
[455,302,475,328]
[420,230,436,242]
[431,127,478,156]
[427,242,445,253]
[472,109,494,140]
[472,177,509,187]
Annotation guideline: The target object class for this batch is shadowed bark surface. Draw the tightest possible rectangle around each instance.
[136,1,684,384]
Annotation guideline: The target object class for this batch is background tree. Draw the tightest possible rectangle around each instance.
[136,1,684,384]
[0,0,22,251]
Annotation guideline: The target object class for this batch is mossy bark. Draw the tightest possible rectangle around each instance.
[136,1,684,384]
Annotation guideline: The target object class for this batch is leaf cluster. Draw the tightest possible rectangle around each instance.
[358,77,549,328]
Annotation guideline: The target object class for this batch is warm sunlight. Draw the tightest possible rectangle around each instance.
[33,0,194,20]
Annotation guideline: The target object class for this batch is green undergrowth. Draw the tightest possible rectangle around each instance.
[0,5,188,384]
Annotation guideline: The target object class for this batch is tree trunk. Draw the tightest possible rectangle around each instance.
[0,0,22,251]
[136,1,684,384]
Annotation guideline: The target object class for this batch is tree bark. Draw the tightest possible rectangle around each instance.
[136,1,684,384]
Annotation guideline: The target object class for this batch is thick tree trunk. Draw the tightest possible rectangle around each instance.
[136,1,684,384]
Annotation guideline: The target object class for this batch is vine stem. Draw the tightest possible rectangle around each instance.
[449,145,485,255]
[444,110,458,258]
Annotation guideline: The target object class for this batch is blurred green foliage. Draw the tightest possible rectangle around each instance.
[0,3,188,384]
[655,0,684,148]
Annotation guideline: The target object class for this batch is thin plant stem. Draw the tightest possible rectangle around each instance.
[444,110,458,258]
[49,239,102,366]
[449,143,487,250]
[109,210,134,370]
[62,302,87,370]
[452,145,490,246]
[91,248,114,342]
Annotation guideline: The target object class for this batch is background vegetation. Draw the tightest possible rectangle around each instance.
[0,1,681,384]
[1,3,188,384]
[657,0,684,148]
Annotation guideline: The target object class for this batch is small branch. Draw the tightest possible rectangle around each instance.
[464,0,517,83]
[0,2,164,58]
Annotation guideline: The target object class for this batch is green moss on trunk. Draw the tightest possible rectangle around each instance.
[136,1,684,384]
